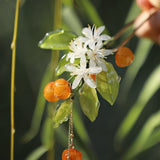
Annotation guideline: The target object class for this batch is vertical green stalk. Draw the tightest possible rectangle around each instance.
[53,0,62,30]
[10,0,20,160]
[50,0,62,77]
[23,0,63,145]
[47,0,62,160]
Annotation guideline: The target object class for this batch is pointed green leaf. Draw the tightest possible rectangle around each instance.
[97,62,120,105]
[80,84,100,122]
[56,55,69,76]
[53,100,73,128]
[56,55,80,76]
[38,29,77,50]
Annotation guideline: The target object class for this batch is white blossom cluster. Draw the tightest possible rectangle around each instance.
[65,25,113,89]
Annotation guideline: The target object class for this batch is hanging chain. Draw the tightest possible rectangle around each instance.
[70,109,74,148]
[67,108,74,160]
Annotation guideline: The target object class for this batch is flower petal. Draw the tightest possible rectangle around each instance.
[94,26,105,37]
[84,75,96,88]
[67,53,75,63]
[65,64,77,72]
[77,36,88,43]
[82,27,92,38]
[70,57,75,63]
[89,40,96,50]
[80,54,86,68]
[100,34,111,41]
[89,59,96,68]
[103,49,113,56]
[72,75,82,89]
[88,66,102,74]
[95,40,103,49]
[97,59,108,72]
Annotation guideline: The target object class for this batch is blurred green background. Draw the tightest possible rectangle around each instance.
[0,0,160,159]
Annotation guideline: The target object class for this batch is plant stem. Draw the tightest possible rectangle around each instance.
[50,0,62,76]
[47,0,62,160]
[113,20,135,42]
[10,0,20,160]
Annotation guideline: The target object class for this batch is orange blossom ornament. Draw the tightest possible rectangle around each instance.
[43,82,59,102]
[62,148,82,160]
[54,78,71,100]
[115,47,134,67]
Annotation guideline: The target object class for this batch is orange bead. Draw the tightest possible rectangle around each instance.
[62,148,82,160]
[44,82,59,102]
[89,74,96,81]
[54,79,71,99]
[115,47,134,67]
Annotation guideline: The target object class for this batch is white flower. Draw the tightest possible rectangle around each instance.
[82,25,111,49]
[87,41,113,71]
[66,38,88,63]
[65,55,102,89]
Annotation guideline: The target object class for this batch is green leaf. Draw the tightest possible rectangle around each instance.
[53,100,73,127]
[38,29,77,50]
[96,62,120,105]
[56,55,80,76]
[56,55,68,76]
[80,84,100,122]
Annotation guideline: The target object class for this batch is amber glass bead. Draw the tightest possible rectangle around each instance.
[115,47,134,67]
[43,82,59,102]
[89,74,96,81]
[62,148,82,160]
[54,79,71,99]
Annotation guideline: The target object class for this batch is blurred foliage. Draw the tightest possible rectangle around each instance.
[0,0,160,160]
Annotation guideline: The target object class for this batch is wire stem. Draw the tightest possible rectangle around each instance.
[10,0,20,160]
[113,20,135,41]
[68,109,74,160]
